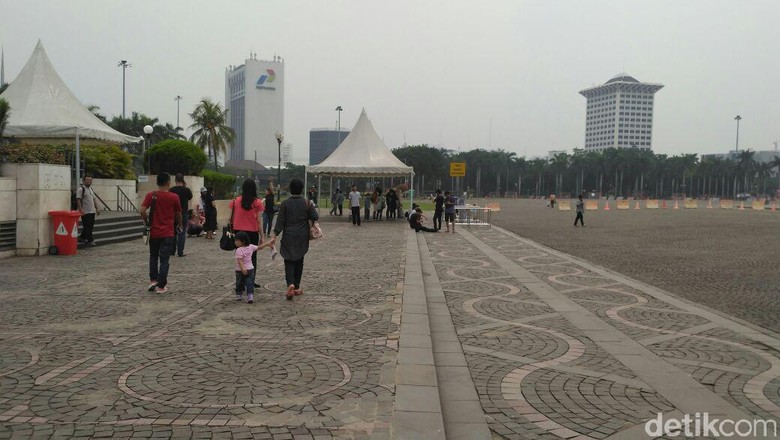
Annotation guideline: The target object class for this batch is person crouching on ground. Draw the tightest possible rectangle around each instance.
[574,194,585,227]
[140,172,182,294]
[234,231,270,304]
[409,207,437,233]
[186,209,204,236]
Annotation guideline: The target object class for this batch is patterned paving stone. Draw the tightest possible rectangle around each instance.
[0,215,403,438]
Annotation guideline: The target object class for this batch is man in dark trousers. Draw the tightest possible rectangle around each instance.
[574,194,585,227]
[432,189,444,231]
[76,174,100,246]
[140,173,183,294]
[169,173,192,257]
[409,208,437,233]
[348,185,362,226]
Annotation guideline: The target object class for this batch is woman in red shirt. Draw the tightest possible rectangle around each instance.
[229,179,265,273]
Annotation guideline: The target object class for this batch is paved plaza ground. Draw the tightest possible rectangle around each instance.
[488,198,780,333]
[0,210,778,439]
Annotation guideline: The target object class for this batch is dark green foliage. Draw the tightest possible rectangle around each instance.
[202,169,236,199]
[0,144,135,179]
[146,139,207,175]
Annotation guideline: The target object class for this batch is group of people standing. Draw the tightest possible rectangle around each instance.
[139,173,317,301]
[343,186,401,226]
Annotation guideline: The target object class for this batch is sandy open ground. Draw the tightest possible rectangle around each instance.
[486,198,780,332]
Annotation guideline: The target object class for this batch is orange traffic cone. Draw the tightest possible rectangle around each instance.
[604,200,610,211]
[739,201,745,211]
[673,200,679,209]
[707,199,713,209]
[634,201,641,210]
[772,201,777,212]
[662,200,667,209]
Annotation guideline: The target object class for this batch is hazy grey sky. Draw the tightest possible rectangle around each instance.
[2,0,778,162]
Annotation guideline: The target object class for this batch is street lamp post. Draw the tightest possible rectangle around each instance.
[275,132,284,195]
[175,96,182,129]
[143,125,153,173]
[335,105,343,144]
[734,115,742,153]
[117,60,131,118]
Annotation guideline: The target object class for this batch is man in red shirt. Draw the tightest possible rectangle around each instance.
[140,172,183,294]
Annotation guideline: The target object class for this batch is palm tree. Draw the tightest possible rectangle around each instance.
[737,150,755,195]
[0,98,10,138]
[189,98,235,170]
[772,155,780,190]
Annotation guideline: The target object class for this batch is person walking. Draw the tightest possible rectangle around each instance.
[140,172,182,294]
[330,189,339,216]
[229,178,266,274]
[76,174,99,247]
[169,174,193,257]
[349,185,361,226]
[371,188,380,220]
[268,178,319,300]
[432,189,444,231]
[363,191,372,222]
[233,231,270,304]
[201,187,218,239]
[444,190,456,233]
[385,189,396,220]
[376,189,386,221]
[549,193,556,209]
[574,194,585,227]
[262,188,275,237]
[307,186,318,207]
[336,189,344,216]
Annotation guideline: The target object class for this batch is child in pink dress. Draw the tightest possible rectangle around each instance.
[234,231,269,303]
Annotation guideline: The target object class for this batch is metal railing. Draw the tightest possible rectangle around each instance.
[117,186,138,212]
[454,205,492,227]
[94,191,111,211]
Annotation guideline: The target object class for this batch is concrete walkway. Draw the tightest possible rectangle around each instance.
[0,215,778,439]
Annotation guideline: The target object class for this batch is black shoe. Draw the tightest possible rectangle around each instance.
[253,282,261,288]
[178,254,186,257]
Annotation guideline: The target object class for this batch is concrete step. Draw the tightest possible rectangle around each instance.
[77,213,144,248]
[78,232,141,249]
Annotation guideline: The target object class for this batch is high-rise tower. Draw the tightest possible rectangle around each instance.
[579,74,663,151]
[225,53,284,165]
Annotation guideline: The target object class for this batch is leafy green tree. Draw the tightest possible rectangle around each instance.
[189,98,235,170]
[0,98,9,139]
[201,169,237,199]
[146,139,207,175]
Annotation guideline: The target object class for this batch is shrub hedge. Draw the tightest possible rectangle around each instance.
[146,139,207,175]
[0,144,135,179]
[202,169,236,199]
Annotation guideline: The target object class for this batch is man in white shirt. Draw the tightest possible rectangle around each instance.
[76,174,100,246]
[348,185,362,226]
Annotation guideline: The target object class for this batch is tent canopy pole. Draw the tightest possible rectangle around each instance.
[75,126,80,187]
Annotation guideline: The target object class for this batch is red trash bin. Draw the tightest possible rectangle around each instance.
[48,210,82,256]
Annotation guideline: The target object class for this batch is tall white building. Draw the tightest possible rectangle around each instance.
[225,53,284,165]
[579,74,663,151]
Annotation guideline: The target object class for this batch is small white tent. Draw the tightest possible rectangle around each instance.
[1,40,142,145]
[306,109,415,204]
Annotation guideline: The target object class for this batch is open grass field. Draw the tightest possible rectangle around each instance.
[486,198,780,332]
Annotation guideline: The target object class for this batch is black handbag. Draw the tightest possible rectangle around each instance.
[219,198,237,251]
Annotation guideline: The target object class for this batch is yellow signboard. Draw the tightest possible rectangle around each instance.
[617,200,630,210]
[646,200,659,209]
[752,200,766,210]
[684,199,698,209]
[584,200,599,211]
[557,200,572,211]
[449,162,466,177]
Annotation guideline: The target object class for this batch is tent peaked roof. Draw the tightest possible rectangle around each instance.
[307,109,413,176]
[1,40,142,144]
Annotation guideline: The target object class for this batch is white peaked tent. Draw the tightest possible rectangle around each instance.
[1,40,142,145]
[306,109,415,203]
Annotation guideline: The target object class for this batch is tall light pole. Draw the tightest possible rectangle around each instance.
[175,96,182,129]
[117,60,131,118]
[143,125,153,173]
[276,132,284,194]
[335,105,343,144]
[734,115,742,153]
